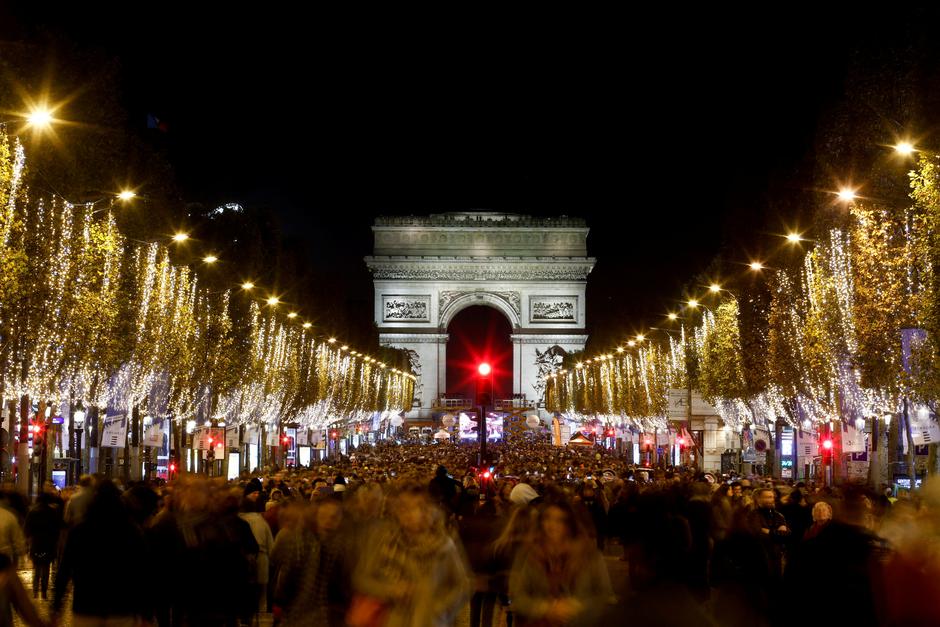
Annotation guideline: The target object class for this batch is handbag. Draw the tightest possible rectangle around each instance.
[346,594,390,627]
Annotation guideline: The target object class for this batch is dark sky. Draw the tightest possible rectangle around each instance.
[4,5,937,345]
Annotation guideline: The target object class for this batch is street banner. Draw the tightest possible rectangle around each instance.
[310,430,323,446]
[246,426,260,445]
[667,389,718,420]
[296,427,309,446]
[796,429,818,459]
[143,418,165,447]
[842,424,866,453]
[225,427,240,449]
[910,407,940,445]
[193,428,225,451]
[101,414,127,448]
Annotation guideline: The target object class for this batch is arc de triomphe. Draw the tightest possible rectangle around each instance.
[365,212,594,419]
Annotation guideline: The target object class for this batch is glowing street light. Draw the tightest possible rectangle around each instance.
[26,107,54,128]
[241,282,254,290]
[287,312,298,319]
[836,188,857,202]
[668,313,678,321]
[203,255,218,264]
[750,261,764,271]
[709,283,722,293]
[266,296,280,306]
[687,299,699,309]
[786,232,803,243]
[895,141,915,156]
[636,334,645,342]
[117,190,137,202]
[302,322,312,329]
[172,233,189,242]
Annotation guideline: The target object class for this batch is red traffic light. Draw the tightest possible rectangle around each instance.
[482,470,491,479]
[207,437,213,445]
[478,362,492,376]
[822,439,833,450]
[169,462,177,473]
[677,437,685,446]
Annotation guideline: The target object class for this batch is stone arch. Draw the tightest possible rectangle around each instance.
[439,292,521,330]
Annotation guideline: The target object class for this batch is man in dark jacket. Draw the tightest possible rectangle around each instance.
[748,487,790,579]
[428,465,461,514]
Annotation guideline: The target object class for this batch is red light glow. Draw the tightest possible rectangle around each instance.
[478,362,492,376]
[822,439,833,450]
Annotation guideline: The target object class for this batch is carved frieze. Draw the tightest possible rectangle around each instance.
[439,290,521,316]
[366,259,594,281]
[382,295,431,322]
[530,296,578,323]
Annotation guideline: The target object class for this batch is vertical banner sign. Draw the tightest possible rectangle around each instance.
[910,407,940,445]
[796,429,818,459]
[842,424,866,453]
[192,428,208,451]
[247,426,260,445]
[100,414,128,448]
[225,427,240,449]
[143,418,165,447]
[296,427,309,447]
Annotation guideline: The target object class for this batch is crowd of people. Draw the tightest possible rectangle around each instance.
[0,439,934,625]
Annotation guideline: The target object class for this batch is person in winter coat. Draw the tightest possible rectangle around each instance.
[24,493,62,599]
[353,482,470,626]
[239,485,275,614]
[53,480,153,626]
[509,500,613,626]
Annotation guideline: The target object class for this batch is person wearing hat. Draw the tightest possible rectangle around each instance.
[333,474,347,497]
[509,482,539,506]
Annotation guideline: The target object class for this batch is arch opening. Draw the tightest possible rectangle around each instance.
[445,305,513,404]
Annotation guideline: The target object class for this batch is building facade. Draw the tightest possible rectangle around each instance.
[365,212,594,418]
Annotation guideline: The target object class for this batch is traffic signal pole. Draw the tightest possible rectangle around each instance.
[477,363,492,467]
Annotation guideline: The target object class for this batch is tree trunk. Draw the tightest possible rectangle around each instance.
[129,404,140,482]
[16,395,29,495]
[903,399,917,487]
[87,406,99,474]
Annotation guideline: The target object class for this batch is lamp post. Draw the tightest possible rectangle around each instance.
[73,402,85,481]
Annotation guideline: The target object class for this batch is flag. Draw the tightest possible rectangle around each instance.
[680,426,696,447]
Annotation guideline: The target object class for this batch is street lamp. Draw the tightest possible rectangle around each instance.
[894,141,915,156]
[73,402,85,480]
[836,188,857,202]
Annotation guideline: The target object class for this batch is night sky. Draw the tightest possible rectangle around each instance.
[4,5,939,347]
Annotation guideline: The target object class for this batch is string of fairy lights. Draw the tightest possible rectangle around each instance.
[546,141,938,434]
[0,128,414,432]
